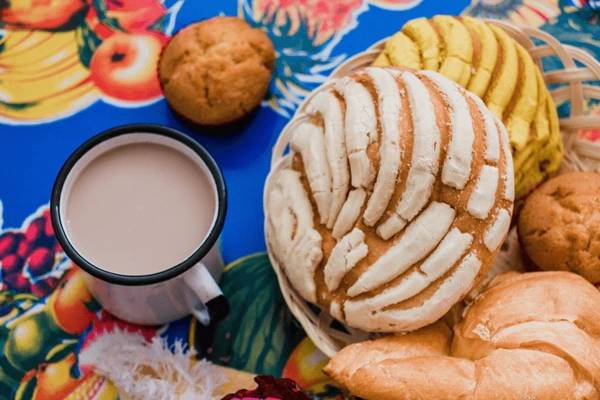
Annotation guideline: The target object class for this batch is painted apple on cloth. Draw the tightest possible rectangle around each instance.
[0,0,184,124]
[90,31,167,101]
[81,0,173,103]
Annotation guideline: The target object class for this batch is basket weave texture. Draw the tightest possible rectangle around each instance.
[264,20,600,358]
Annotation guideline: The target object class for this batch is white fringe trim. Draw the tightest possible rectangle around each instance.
[79,329,225,400]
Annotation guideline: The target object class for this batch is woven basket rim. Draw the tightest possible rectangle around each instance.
[264,19,600,358]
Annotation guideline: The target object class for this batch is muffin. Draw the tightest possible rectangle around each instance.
[518,171,600,284]
[374,15,563,200]
[265,67,514,333]
[158,17,275,126]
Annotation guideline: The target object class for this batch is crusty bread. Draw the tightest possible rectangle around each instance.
[324,271,600,400]
[265,67,514,333]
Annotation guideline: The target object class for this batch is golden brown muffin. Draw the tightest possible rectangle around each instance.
[518,171,600,284]
[158,17,275,126]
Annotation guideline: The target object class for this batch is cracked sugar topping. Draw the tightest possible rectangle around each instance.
[266,67,515,333]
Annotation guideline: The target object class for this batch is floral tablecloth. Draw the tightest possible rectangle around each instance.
[0,0,597,398]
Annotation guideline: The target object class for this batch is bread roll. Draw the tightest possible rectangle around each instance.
[325,271,600,400]
[374,16,563,200]
[265,67,514,333]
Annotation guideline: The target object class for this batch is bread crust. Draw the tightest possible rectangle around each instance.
[325,271,600,400]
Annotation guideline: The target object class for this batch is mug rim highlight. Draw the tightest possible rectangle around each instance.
[50,124,227,286]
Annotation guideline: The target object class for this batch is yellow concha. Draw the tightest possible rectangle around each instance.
[514,75,562,198]
[373,15,563,199]
[505,43,539,151]
[372,51,391,67]
[544,91,563,173]
[461,16,497,97]
[384,31,421,69]
[532,68,551,143]
[431,15,473,86]
[402,18,441,71]
[484,24,518,116]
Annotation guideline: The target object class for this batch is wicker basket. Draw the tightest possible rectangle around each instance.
[264,20,600,358]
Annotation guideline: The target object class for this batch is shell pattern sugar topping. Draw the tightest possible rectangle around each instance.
[266,67,514,333]
[373,16,562,199]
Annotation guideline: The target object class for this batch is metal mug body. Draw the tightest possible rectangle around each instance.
[81,243,223,325]
[51,124,229,326]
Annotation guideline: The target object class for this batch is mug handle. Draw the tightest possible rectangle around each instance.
[183,263,229,326]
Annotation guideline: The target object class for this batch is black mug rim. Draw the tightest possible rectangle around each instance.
[50,124,227,286]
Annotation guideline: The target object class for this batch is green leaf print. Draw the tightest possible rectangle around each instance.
[208,253,304,376]
[75,23,102,68]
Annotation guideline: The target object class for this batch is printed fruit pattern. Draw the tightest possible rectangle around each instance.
[0,0,183,124]
[374,15,563,199]
[89,31,166,101]
[207,254,304,375]
[283,338,351,399]
[0,205,113,398]
[206,253,350,399]
[0,267,112,399]
[0,0,87,30]
[241,0,422,117]
[464,0,561,27]
[0,208,66,296]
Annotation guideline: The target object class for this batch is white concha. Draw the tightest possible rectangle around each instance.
[290,121,332,224]
[467,165,499,219]
[362,68,403,227]
[345,252,481,331]
[468,93,500,163]
[324,228,369,292]
[305,90,350,229]
[348,201,455,297]
[266,169,323,303]
[343,228,473,317]
[332,189,367,239]
[496,116,515,202]
[265,67,515,333]
[484,208,511,251]
[422,70,475,190]
[335,77,378,189]
[379,70,441,239]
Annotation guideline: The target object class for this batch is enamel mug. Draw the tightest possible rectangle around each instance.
[50,124,229,326]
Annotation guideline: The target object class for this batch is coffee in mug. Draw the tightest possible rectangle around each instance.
[51,124,228,326]
[64,141,216,276]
